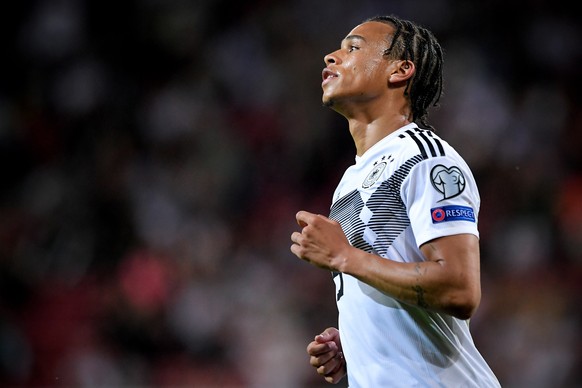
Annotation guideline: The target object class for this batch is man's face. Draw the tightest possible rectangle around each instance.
[321,21,395,108]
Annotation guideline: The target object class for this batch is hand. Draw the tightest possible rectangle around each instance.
[307,327,346,384]
[290,211,351,272]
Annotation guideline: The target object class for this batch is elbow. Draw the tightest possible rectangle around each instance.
[444,287,481,320]
[451,303,478,321]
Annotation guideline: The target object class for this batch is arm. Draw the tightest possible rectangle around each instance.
[290,211,481,320]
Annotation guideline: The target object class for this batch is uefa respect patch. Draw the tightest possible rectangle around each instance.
[431,205,475,224]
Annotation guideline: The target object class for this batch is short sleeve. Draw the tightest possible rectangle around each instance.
[401,156,480,247]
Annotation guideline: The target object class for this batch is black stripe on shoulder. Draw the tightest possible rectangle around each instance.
[422,129,445,157]
[415,130,437,157]
[400,128,446,158]
[404,130,428,159]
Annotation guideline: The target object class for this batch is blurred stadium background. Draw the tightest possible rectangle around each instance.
[0,0,580,387]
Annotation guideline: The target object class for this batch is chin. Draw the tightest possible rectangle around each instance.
[322,96,335,108]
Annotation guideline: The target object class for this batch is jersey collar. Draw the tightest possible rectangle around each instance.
[355,122,419,164]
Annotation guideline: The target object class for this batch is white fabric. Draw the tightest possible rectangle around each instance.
[329,123,500,387]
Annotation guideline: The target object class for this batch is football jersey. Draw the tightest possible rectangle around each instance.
[329,123,500,387]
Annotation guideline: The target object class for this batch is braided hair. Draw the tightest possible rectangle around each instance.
[365,15,444,130]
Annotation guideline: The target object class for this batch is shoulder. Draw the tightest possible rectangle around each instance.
[394,127,452,161]
[391,127,473,178]
[392,127,477,194]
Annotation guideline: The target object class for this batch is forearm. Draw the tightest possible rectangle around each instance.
[337,244,480,319]
[290,211,481,319]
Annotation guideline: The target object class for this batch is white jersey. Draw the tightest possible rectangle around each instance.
[329,123,500,387]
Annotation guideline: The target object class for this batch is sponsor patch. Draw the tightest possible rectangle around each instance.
[431,205,475,224]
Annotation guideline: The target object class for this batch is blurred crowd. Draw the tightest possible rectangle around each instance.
[0,0,580,387]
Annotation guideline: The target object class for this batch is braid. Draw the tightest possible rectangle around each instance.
[365,15,444,130]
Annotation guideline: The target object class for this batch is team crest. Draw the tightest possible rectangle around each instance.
[362,162,387,188]
[430,164,466,200]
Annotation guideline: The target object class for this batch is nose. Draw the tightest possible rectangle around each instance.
[324,51,339,65]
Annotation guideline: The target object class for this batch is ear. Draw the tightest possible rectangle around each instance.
[388,60,415,84]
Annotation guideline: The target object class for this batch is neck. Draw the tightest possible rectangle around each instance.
[327,86,413,156]
[346,112,411,156]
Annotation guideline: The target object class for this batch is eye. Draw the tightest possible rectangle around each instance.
[348,45,359,53]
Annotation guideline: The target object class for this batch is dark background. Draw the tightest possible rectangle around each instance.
[0,0,580,386]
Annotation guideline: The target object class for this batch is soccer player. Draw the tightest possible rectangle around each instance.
[290,15,501,387]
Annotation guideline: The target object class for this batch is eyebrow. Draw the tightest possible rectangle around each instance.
[342,34,366,43]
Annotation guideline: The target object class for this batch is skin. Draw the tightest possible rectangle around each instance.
[291,21,482,384]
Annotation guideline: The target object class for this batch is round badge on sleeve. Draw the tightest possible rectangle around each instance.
[432,208,446,222]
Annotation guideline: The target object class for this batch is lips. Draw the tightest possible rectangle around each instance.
[322,68,338,84]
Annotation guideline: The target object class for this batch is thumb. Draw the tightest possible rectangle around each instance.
[316,327,339,343]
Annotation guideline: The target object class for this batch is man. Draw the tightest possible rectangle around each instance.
[290,15,500,387]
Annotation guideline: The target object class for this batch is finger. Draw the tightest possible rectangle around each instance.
[310,349,336,368]
[296,210,316,227]
[290,243,303,259]
[322,352,345,383]
[314,357,335,372]
[290,231,302,244]
[309,344,340,369]
[307,341,335,357]
[324,367,345,384]
[316,351,343,377]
